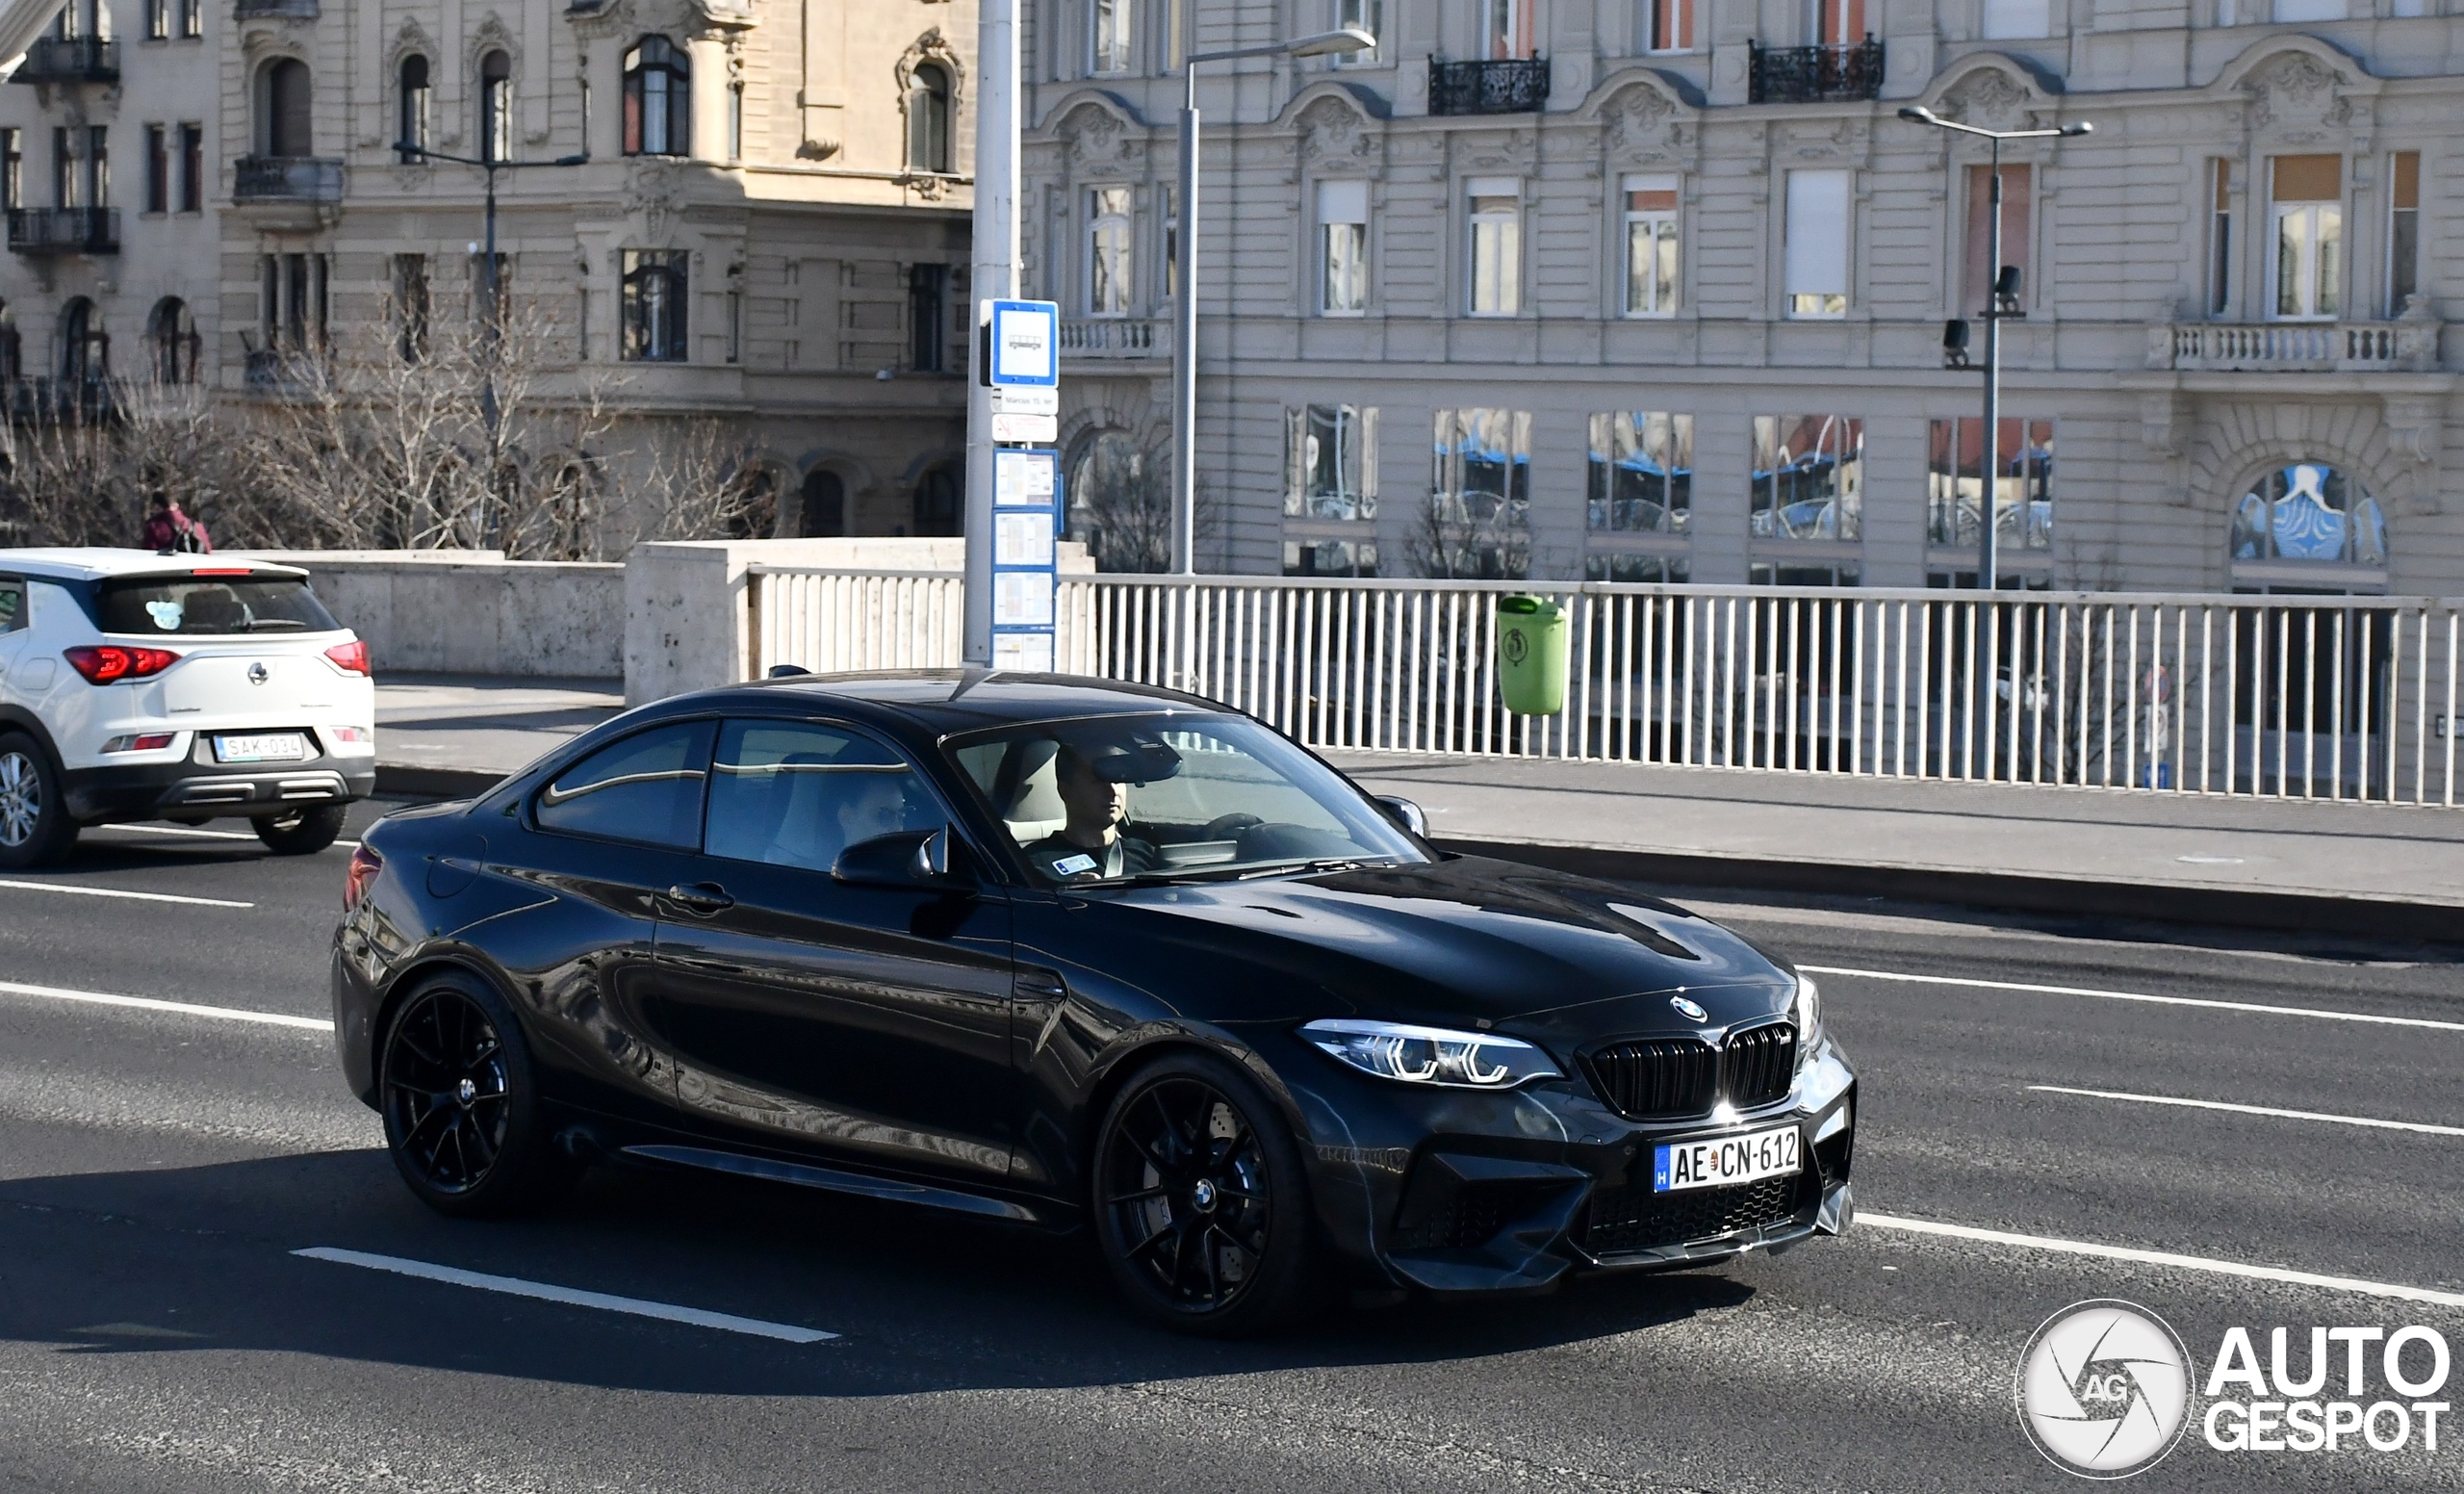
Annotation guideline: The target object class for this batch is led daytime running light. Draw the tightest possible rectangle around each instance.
[1300,1018,1559,1090]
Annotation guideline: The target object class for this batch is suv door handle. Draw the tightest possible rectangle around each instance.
[664,882,734,915]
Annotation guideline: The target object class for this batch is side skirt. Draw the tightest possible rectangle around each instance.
[621,1143,1055,1225]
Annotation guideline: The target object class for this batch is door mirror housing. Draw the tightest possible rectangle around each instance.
[833,826,963,889]
[1373,795,1428,837]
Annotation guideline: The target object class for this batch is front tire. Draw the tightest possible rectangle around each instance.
[0,734,76,869]
[1091,1051,1318,1336]
[379,975,577,1218]
[254,803,346,855]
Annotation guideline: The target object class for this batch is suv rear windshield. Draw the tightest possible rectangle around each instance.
[98,576,341,635]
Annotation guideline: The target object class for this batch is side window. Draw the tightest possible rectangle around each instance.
[705,720,942,873]
[535,720,715,849]
[0,579,22,633]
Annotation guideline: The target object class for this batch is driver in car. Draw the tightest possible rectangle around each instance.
[1026,743,1161,882]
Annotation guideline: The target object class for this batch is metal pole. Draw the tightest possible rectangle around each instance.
[962,0,1019,666]
[1171,65,1198,577]
[1979,136,2001,594]
[480,164,501,440]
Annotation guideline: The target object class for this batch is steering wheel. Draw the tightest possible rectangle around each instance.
[1202,812,1265,841]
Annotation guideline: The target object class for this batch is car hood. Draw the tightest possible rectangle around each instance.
[1090,855,1797,1044]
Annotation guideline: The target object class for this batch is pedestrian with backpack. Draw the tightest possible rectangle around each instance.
[140,493,211,554]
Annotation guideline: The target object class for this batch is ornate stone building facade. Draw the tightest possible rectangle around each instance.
[1021,1,2461,594]
[0,0,977,540]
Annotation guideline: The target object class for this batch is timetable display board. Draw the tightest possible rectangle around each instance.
[991,448,1062,673]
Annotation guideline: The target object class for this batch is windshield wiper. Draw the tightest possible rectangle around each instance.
[1234,856,1396,881]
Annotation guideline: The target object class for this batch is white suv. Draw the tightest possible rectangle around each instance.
[0,550,377,867]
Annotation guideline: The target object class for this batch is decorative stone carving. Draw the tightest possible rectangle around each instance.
[1061,103,1137,171]
[625,162,683,245]
[1938,67,2028,130]
[1601,83,1677,160]
[1297,96,1372,167]
[2245,51,2351,140]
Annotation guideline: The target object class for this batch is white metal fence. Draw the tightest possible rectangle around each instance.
[747,567,2464,808]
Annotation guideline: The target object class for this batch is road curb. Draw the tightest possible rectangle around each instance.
[375,764,504,800]
[1439,838,2464,944]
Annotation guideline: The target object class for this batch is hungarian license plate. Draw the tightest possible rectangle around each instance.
[213,732,309,763]
[1654,1123,1802,1194]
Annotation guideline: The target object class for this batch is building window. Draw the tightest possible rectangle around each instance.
[1163,185,1177,299]
[2231,463,2386,590]
[59,297,105,382]
[2206,159,2232,318]
[2387,151,2419,317]
[178,124,201,212]
[799,470,847,537]
[1964,164,2031,316]
[1086,186,1132,316]
[1784,168,1850,318]
[1286,540,1378,577]
[1317,179,1369,314]
[1333,0,1381,64]
[913,464,963,537]
[1466,178,1519,316]
[398,55,431,160]
[2272,0,2346,19]
[621,249,688,361]
[728,83,743,163]
[1813,0,1866,44]
[1751,415,1862,562]
[146,0,167,40]
[909,263,947,372]
[392,253,429,362]
[148,297,197,384]
[1587,412,1692,537]
[262,58,312,157]
[1979,0,2050,38]
[144,124,167,213]
[180,0,199,39]
[1285,404,1377,521]
[86,126,106,208]
[1623,174,1680,317]
[52,126,74,209]
[1091,0,1133,74]
[1066,429,1168,571]
[259,252,327,353]
[1429,408,1530,579]
[0,130,18,213]
[907,62,950,173]
[624,40,690,156]
[1926,418,2054,577]
[1645,0,1694,52]
[479,49,513,163]
[1485,0,1533,59]
[2270,154,2341,321]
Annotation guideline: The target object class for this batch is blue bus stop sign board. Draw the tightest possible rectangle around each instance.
[990,448,1062,672]
[985,299,1060,387]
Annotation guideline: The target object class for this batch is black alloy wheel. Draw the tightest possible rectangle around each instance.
[1092,1053,1315,1335]
[254,803,347,855]
[0,734,75,869]
[379,977,575,1217]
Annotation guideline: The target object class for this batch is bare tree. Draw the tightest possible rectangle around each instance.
[1410,492,1530,580]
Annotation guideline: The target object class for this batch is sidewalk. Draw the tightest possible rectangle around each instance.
[370,676,2464,940]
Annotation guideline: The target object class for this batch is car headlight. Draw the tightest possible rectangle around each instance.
[1791,974,1823,1063]
[1299,1018,1561,1090]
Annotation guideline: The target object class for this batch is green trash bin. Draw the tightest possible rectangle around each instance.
[1496,595,1569,716]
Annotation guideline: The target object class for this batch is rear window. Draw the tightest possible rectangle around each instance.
[98,576,340,635]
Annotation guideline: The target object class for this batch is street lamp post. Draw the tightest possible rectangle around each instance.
[1170,26,1374,576]
[1896,107,2088,591]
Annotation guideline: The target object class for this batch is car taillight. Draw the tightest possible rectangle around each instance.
[101,734,178,753]
[344,843,382,911]
[324,639,371,676]
[64,645,181,684]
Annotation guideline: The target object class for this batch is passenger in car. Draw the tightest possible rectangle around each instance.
[1023,743,1159,882]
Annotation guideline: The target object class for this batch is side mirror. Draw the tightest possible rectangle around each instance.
[1374,795,1429,837]
[833,827,963,889]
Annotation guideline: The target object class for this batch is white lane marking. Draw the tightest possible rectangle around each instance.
[1861,1213,2464,1311]
[0,980,330,1032]
[293,1248,838,1344]
[0,878,252,909]
[2027,1084,2464,1138]
[91,821,362,849]
[1800,964,2464,1033]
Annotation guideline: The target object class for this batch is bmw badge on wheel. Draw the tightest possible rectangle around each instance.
[2015,1300,2194,1479]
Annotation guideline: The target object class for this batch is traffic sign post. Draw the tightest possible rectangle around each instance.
[990,449,1062,672]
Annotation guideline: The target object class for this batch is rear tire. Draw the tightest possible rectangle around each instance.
[0,734,76,869]
[254,803,346,855]
[378,974,578,1218]
[1091,1051,1320,1337]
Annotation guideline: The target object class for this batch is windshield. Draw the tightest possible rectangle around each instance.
[98,576,340,635]
[945,711,1428,887]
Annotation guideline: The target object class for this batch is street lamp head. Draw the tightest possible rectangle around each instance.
[552,154,589,166]
[1284,26,1377,58]
[1897,106,1938,125]
[2060,121,2093,137]
[393,141,426,158]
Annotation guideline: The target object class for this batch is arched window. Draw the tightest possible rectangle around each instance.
[0,299,21,383]
[2231,463,2388,592]
[624,38,690,157]
[479,49,512,163]
[1067,430,1168,571]
[147,297,196,384]
[398,55,431,161]
[912,464,962,537]
[800,469,847,537]
[262,58,312,158]
[59,298,105,383]
[906,63,951,174]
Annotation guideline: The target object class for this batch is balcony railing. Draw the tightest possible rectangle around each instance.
[1429,57,1551,116]
[1059,318,1167,357]
[7,207,117,255]
[235,0,321,15]
[2156,320,2441,374]
[234,156,345,205]
[1748,39,1884,105]
[10,36,117,84]
[5,374,117,425]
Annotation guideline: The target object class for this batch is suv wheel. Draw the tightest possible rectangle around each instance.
[0,734,76,869]
[254,804,347,856]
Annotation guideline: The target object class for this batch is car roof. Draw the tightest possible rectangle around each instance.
[693,671,1227,737]
[0,548,309,583]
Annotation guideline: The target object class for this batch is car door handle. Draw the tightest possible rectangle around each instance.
[664,882,734,915]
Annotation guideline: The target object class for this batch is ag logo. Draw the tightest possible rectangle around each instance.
[2016,1300,2194,1479]
[1502,631,1529,666]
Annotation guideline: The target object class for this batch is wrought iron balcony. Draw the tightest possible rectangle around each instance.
[10,36,117,84]
[235,0,321,16]
[234,156,345,205]
[7,207,117,254]
[2153,320,2441,374]
[1429,57,1551,116]
[1748,39,1884,105]
[6,374,118,425]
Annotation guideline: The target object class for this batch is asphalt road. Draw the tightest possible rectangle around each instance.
[2,803,2459,1493]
